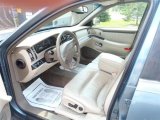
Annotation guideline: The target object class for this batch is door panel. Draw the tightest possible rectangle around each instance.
[100,29,136,44]
[88,2,147,58]
[87,28,137,58]
[0,74,12,120]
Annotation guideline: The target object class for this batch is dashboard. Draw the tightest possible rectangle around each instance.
[34,36,56,54]
[26,36,57,70]
[31,33,72,55]
[11,27,90,83]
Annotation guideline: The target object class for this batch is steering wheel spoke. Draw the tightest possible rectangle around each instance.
[74,52,79,58]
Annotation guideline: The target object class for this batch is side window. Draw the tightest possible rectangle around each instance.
[93,2,147,29]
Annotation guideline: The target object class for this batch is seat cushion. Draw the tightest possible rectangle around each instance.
[62,68,115,114]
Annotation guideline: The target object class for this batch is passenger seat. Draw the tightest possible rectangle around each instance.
[62,53,129,115]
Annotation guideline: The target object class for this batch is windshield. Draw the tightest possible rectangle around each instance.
[40,3,100,30]
[0,3,100,40]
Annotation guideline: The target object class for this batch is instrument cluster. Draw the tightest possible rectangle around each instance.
[34,36,56,54]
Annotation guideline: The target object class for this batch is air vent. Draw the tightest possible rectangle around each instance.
[16,59,26,69]
[31,47,38,59]
[27,48,36,62]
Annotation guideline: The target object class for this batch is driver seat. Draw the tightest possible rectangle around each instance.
[62,53,129,115]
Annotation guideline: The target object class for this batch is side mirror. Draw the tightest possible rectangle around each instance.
[72,6,88,14]
[93,17,100,25]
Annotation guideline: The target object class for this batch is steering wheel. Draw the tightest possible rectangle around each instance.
[56,30,80,69]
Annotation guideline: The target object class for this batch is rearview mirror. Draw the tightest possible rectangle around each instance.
[72,6,88,14]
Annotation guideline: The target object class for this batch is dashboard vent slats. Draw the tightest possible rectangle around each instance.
[27,48,37,62]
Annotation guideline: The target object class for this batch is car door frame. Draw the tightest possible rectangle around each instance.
[107,0,160,120]
[0,73,12,120]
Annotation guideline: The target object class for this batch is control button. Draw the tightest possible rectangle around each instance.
[31,58,45,70]
[68,103,78,109]
[68,103,73,107]
[79,107,83,111]
[73,104,78,109]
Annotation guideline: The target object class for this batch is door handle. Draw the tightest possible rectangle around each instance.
[96,42,102,47]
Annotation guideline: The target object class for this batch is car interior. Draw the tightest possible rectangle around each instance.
[6,0,149,120]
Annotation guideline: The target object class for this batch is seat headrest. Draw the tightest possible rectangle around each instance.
[98,53,124,74]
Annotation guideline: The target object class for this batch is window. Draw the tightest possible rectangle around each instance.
[0,5,39,40]
[93,2,147,29]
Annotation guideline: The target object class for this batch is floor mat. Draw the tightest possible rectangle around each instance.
[59,64,86,73]
[23,78,63,111]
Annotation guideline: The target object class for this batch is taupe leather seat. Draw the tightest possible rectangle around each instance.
[62,53,127,115]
